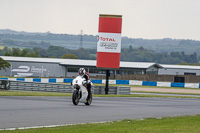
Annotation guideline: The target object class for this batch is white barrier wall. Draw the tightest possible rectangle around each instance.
[41,78,49,83]
[129,80,143,86]
[1,78,200,89]
[157,82,171,87]
[102,80,116,84]
[184,83,199,88]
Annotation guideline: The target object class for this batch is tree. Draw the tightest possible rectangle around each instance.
[12,48,21,56]
[47,46,67,58]
[0,57,11,71]
[21,49,28,57]
[60,54,79,59]
[4,51,11,56]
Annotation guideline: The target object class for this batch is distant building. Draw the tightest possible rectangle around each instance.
[158,64,200,76]
[0,56,161,77]
[2,56,200,78]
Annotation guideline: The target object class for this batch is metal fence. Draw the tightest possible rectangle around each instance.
[0,80,130,95]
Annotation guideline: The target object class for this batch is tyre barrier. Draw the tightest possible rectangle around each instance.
[0,80,10,90]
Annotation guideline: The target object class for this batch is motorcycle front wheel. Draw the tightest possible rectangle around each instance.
[72,90,79,105]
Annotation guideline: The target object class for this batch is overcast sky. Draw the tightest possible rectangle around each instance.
[0,0,200,40]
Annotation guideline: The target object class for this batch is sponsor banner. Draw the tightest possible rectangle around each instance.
[157,82,171,87]
[98,16,122,33]
[184,83,199,88]
[8,78,17,81]
[142,81,157,86]
[41,78,49,83]
[102,79,116,84]
[56,78,64,83]
[129,80,143,86]
[116,80,129,85]
[97,14,122,69]
[17,78,25,81]
[97,33,121,53]
[25,78,33,82]
[91,79,102,84]
[49,78,56,83]
[96,52,120,68]
[33,78,41,82]
[64,78,73,83]
[171,82,184,88]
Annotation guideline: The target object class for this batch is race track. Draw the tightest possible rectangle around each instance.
[0,96,200,129]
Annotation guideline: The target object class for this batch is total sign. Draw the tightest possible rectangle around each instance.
[96,14,122,68]
[97,33,121,53]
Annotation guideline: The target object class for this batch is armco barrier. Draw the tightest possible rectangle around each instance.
[8,81,73,93]
[0,79,130,95]
[0,78,200,88]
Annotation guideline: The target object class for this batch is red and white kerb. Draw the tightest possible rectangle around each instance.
[96,14,122,68]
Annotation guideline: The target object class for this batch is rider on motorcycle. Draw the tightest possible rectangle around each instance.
[77,68,91,95]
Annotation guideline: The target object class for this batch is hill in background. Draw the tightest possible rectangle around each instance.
[0,29,200,55]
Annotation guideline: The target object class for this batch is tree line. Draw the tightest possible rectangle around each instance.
[1,29,200,54]
[1,45,199,65]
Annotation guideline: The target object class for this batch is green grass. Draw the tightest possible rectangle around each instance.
[1,90,200,99]
[133,90,200,96]
[1,115,200,133]
[0,90,72,97]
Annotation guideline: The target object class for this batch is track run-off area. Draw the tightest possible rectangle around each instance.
[0,95,200,130]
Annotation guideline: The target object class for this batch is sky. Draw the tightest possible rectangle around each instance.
[0,0,200,40]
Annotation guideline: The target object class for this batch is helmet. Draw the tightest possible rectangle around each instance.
[78,68,85,76]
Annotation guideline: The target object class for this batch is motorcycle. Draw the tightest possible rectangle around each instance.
[72,76,92,105]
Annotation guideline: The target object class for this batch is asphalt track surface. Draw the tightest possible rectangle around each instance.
[0,96,200,129]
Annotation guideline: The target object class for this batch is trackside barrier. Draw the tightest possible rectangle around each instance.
[8,81,74,93]
[0,80,10,90]
[171,82,185,88]
[93,86,130,95]
[117,86,131,95]
[184,83,199,88]
[157,82,171,87]
[0,78,200,88]
[142,81,157,86]
[0,80,130,95]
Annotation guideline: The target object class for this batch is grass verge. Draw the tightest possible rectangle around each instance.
[133,90,200,96]
[1,90,200,99]
[1,115,200,133]
[0,90,72,97]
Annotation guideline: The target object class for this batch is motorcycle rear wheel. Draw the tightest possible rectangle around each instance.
[85,92,92,105]
[72,90,79,105]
